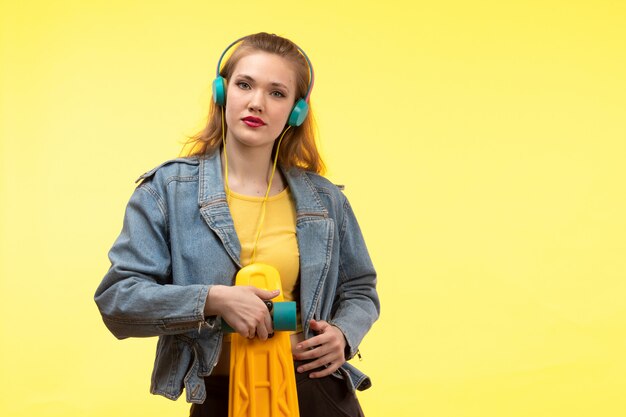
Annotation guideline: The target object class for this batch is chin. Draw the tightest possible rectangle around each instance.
[232,136,276,149]
[232,130,281,147]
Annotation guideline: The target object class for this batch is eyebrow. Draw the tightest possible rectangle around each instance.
[235,74,290,92]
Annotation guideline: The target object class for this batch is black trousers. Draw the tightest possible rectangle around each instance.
[189,363,365,417]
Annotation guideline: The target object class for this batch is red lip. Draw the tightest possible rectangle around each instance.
[242,116,266,127]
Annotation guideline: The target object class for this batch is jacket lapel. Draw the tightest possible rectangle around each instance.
[197,153,242,268]
[284,168,335,335]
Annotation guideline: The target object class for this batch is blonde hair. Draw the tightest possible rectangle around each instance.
[182,33,325,174]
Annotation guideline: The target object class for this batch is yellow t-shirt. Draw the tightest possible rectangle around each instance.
[228,188,301,331]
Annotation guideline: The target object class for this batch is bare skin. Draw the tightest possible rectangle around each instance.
[292,319,347,378]
[204,285,278,341]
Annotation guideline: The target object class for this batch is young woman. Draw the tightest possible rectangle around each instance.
[95,32,379,417]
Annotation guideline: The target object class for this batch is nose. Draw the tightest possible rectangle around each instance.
[248,90,264,113]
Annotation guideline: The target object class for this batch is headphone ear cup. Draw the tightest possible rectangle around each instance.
[212,76,227,106]
[288,99,309,127]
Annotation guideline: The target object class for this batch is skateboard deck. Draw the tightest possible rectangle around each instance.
[228,263,299,417]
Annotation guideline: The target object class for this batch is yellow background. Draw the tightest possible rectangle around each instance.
[1,1,625,416]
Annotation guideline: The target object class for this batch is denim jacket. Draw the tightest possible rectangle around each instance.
[94,151,379,404]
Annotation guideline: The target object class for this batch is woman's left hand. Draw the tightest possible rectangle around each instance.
[292,319,347,378]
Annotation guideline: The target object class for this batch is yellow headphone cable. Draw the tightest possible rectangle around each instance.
[221,108,291,265]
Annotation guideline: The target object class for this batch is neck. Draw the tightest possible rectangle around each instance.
[225,139,273,178]
[222,140,283,197]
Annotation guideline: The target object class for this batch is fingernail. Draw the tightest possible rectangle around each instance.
[296,344,302,349]
[297,367,304,373]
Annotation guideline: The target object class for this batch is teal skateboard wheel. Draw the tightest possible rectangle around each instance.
[273,301,297,331]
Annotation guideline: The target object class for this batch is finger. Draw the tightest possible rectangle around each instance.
[231,320,252,338]
[256,312,272,341]
[296,356,325,373]
[308,319,329,333]
[256,324,268,340]
[309,361,342,379]
[296,353,338,374]
[293,345,326,361]
[254,287,280,300]
[295,339,345,367]
[295,338,318,352]
[235,312,265,339]
[295,333,329,351]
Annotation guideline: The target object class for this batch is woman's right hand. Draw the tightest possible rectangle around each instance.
[204,285,279,340]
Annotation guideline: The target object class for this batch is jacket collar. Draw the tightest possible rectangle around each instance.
[198,151,328,218]
[282,167,329,219]
[198,151,227,206]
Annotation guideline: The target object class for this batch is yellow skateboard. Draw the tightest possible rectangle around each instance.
[225,263,299,417]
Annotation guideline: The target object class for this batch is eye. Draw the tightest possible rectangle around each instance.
[270,90,286,98]
[236,81,251,90]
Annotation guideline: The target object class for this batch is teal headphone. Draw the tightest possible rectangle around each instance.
[212,36,315,127]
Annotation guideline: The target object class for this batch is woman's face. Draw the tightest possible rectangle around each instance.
[224,51,298,152]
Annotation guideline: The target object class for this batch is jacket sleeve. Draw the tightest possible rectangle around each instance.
[329,195,380,359]
[94,182,211,339]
